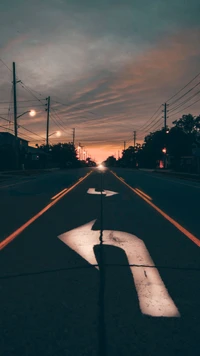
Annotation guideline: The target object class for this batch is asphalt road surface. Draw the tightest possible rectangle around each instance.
[0,167,200,356]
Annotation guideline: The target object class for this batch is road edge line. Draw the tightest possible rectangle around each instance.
[0,171,93,251]
[110,170,200,247]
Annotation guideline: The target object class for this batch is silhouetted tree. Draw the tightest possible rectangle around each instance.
[104,155,117,167]
[38,142,79,168]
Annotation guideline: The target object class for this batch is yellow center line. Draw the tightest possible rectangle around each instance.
[51,188,68,200]
[135,188,152,201]
[0,171,92,251]
[110,171,200,247]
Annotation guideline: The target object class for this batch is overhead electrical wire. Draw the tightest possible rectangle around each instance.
[0,115,45,141]
[50,113,70,136]
[19,81,46,106]
[168,81,200,109]
[0,104,45,110]
[166,72,200,103]
[137,71,200,142]
[168,89,200,114]
[0,123,36,142]
[51,99,71,107]
[50,107,70,134]
[168,97,200,118]
[0,99,46,104]
[137,105,163,132]
[0,58,12,72]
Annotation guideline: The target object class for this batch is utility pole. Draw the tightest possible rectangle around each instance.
[13,62,18,139]
[134,131,136,147]
[72,128,75,146]
[13,62,19,169]
[124,141,126,150]
[163,103,169,131]
[162,103,169,169]
[46,96,50,149]
[118,150,120,159]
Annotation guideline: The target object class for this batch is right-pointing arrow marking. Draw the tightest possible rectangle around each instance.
[87,188,118,197]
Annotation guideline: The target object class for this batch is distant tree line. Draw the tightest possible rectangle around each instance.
[0,141,96,171]
[103,113,200,172]
[38,143,96,169]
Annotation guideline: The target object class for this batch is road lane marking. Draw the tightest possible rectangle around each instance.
[58,220,180,317]
[51,188,68,200]
[0,171,92,251]
[87,188,118,197]
[135,188,152,201]
[110,171,200,247]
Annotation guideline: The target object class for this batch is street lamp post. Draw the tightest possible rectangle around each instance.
[46,131,61,154]
[48,131,61,138]
[15,110,36,169]
[17,110,36,120]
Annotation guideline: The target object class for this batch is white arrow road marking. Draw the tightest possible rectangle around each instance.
[58,221,180,318]
[87,188,118,197]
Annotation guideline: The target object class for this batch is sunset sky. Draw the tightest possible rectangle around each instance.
[0,0,200,162]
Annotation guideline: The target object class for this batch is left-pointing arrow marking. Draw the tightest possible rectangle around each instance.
[87,188,118,197]
[58,221,180,318]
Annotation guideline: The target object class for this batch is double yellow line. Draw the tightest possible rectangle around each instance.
[134,188,152,201]
[111,171,200,247]
[0,171,92,251]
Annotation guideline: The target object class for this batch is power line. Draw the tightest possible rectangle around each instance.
[169,97,200,118]
[0,99,46,104]
[169,89,200,114]
[137,105,163,132]
[166,71,200,103]
[0,115,45,141]
[168,81,200,108]
[135,72,200,139]
[0,124,33,141]
[0,104,45,110]
[50,113,70,136]
[18,125,45,141]
[51,99,71,107]
[20,85,44,98]
[50,107,70,133]
[138,117,163,137]
[140,113,163,134]
[0,58,12,72]
[20,82,46,106]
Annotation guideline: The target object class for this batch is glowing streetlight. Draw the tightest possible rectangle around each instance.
[162,148,167,154]
[17,110,36,119]
[56,130,61,137]
[48,131,61,138]
[29,110,36,117]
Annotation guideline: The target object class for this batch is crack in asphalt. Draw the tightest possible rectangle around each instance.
[98,170,107,356]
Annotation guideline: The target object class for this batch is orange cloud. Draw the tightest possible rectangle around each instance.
[112,28,200,93]
[9,28,200,162]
